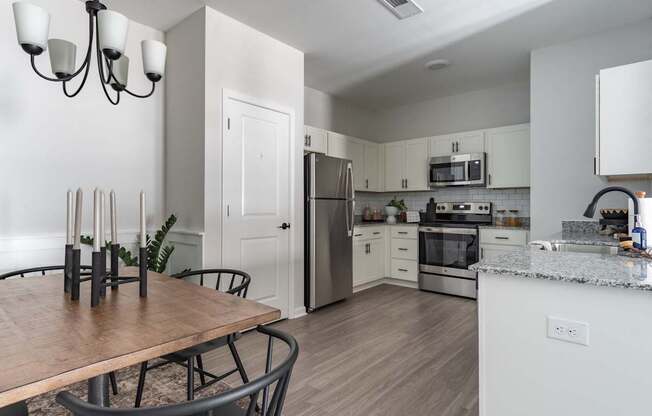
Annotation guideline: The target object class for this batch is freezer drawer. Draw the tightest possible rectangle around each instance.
[419,272,477,299]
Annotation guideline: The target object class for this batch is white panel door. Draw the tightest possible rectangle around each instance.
[456,131,485,153]
[364,142,380,191]
[404,138,429,191]
[485,124,530,189]
[223,97,291,318]
[348,138,366,191]
[384,142,404,191]
[429,134,455,156]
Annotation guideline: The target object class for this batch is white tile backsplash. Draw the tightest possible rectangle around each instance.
[356,188,530,217]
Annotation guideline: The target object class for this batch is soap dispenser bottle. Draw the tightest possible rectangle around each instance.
[632,215,647,250]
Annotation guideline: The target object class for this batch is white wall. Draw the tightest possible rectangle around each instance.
[165,9,205,233]
[0,0,165,248]
[369,82,530,142]
[304,86,376,140]
[530,21,652,240]
[479,273,652,416]
[166,7,305,315]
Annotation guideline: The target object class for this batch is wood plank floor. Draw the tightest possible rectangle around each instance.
[203,284,478,416]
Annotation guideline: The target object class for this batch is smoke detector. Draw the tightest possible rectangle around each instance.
[425,59,451,71]
[377,0,424,20]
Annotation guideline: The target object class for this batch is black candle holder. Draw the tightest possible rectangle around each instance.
[66,244,148,306]
[64,244,73,293]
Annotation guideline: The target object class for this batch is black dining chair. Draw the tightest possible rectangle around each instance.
[0,401,28,416]
[57,325,297,416]
[135,269,252,407]
[0,266,119,396]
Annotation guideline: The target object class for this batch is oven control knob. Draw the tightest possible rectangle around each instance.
[479,206,484,210]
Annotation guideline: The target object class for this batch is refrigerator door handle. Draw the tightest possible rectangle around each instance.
[345,162,354,237]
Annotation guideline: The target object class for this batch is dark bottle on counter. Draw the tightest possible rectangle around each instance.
[632,216,647,250]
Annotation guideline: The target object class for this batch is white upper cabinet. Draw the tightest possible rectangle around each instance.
[596,59,652,176]
[404,138,429,191]
[430,131,485,156]
[347,137,366,191]
[485,124,530,188]
[363,141,380,191]
[384,138,429,191]
[327,131,349,159]
[304,125,328,154]
[384,142,404,192]
[429,134,455,157]
[455,131,485,153]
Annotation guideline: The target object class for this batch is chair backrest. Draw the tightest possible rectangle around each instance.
[0,265,92,280]
[172,269,251,298]
[56,325,298,416]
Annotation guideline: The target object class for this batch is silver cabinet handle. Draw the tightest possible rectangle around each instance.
[452,142,455,153]
[488,174,492,186]
[354,233,363,237]
[481,247,484,259]
[304,135,308,146]
[398,268,408,272]
[398,248,408,251]
[366,179,369,189]
[398,231,408,235]
[308,135,312,146]
[456,142,459,152]
[373,232,381,235]
[405,179,408,188]
[494,236,510,240]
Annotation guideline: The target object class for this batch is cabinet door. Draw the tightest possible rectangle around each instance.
[353,240,368,287]
[599,60,652,175]
[384,142,404,191]
[368,239,385,281]
[327,132,349,159]
[348,138,366,191]
[486,124,530,188]
[455,131,485,153]
[404,138,429,191]
[364,142,380,191]
[304,125,327,154]
[480,244,516,262]
[429,134,455,156]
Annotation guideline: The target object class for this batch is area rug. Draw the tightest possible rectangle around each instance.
[27,360,249,414]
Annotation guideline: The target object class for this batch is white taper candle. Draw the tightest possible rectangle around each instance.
[140,191,146,248]
[73,188,83,250]
[93,188,100,252]
[100,191,106,248]
[66,190,73,245]
[110,190,117,243]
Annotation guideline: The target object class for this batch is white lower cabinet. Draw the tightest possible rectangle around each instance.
[479,228,529,262]
[353,226,386,287]
[390,225,419,282]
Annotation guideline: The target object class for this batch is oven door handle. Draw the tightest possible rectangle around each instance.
[419,227,477,235]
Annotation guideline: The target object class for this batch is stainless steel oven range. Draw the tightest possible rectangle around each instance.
[418,202,492,299]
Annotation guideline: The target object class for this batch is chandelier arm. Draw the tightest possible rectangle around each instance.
[28,12,96,83]
[96,45,120,105]
[62,14,95,98]
[124,82,156,99]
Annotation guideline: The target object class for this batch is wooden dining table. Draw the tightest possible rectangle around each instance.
[0,268,280,408]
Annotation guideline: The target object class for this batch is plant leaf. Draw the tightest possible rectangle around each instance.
[156,245,175,273]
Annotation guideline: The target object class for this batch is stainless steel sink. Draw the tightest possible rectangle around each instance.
[549,243,619,255]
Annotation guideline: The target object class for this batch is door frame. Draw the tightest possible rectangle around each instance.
[221,88,299,319]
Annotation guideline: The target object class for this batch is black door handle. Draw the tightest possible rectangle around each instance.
[278,223,291,230]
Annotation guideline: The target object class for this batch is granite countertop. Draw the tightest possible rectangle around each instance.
[547,231,620,247]
[354,221,417,227]
[478,224,530,231]
[471,247,652,291]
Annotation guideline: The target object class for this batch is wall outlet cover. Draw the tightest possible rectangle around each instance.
[547,316,590,346]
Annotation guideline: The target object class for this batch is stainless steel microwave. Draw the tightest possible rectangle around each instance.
[429,153,485,187]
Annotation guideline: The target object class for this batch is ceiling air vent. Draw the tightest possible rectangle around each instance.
[377,0,424,20]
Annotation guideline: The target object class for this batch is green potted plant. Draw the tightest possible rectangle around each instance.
[385,197,407,224]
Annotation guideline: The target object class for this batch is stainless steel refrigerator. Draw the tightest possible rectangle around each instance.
[305,153,354,312]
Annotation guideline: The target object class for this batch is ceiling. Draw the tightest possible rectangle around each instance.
[104,0,652,110]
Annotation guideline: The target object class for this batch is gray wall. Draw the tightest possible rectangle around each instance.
[369,82,530,142]
[530,21,652,239]
[304,86,376,140]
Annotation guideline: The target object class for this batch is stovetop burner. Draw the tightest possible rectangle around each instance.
[423,201,493,226]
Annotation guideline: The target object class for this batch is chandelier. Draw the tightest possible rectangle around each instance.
[11,1,167,105]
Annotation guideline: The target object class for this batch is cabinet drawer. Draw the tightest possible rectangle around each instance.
[391,259,418,282]
[390,226,418,239]
[391,238,418,260]
[353,226,385,241]
[479,229,528,246]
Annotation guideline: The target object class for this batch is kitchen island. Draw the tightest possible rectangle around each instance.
[471,247,652,416]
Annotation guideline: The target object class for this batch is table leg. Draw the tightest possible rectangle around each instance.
[88,374,110,407]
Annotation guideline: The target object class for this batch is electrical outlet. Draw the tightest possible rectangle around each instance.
[547,317,589,346]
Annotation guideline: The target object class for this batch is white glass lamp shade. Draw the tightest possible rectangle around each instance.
[110,55,129,90]
[48,39,76,78]
[12,2,50,55]
[141,40,166,82]
[97,10,128,60]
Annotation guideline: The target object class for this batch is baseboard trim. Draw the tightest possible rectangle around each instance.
[354,277,419,293]
[291,306,307,319]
